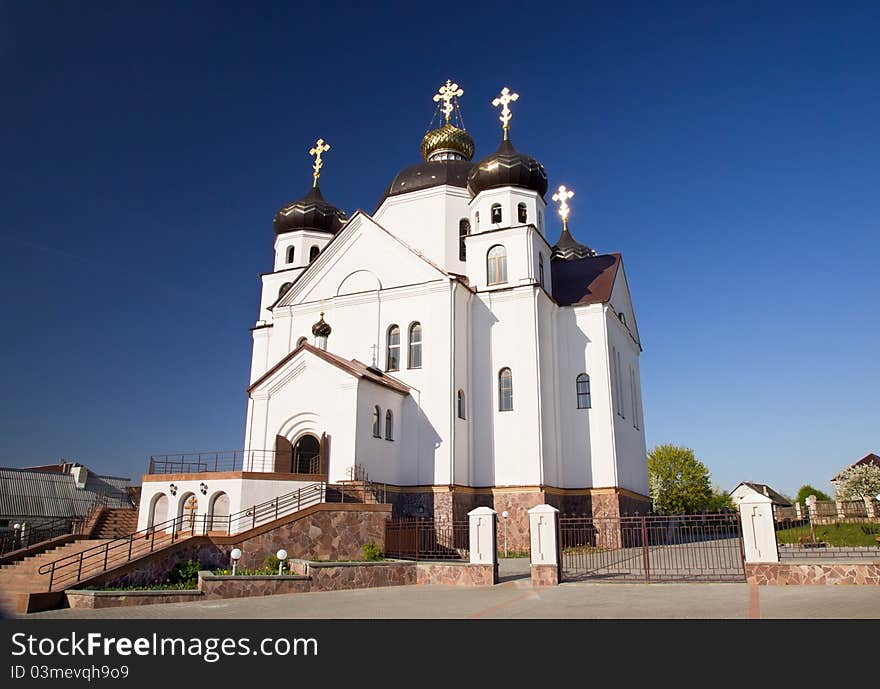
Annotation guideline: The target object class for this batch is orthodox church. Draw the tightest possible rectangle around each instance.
[137,82,649,539]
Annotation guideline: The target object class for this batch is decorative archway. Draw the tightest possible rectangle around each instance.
[148,493,168,529]
[208,491,230,531]
[177,492,197,530]
[293,434,321,474]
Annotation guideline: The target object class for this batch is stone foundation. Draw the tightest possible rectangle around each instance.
[416,562,497,586]
[295,560,417,591]
[531,564,560,586]
[746,562,880,585]
[66,589,202,609]
[199,571,311,599]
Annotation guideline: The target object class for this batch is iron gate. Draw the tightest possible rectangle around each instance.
[559,514,745,582]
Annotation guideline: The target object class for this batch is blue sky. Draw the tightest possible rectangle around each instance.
[1,2,878,497]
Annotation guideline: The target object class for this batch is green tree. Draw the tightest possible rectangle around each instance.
[705,487,735,512]
[795,485,830,503]
[833,465,880,501]
[647,444,712,513]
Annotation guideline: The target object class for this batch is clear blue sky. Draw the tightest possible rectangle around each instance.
[2,2,878,498]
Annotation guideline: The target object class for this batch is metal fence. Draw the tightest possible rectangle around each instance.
[384,518,470,561]
[147,450,282,475]
[0,517,83,558]
[559,513,745,582]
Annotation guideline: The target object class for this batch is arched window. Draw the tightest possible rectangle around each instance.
[619,312,626,325]
[457,390,466,419]
[517,202,527,224]
[309,245,320,262]
[408,322,422,369]
[296,336,308,348]
[386,325,400,371]
[498,368,513,411]
[278,282,293,298]
[474,211,480,230]
[459,219,470,261]
[576,373,591,409]
[538,210,544,232]
[372,406,381,438]
[487,245,507,285]
[286,246,295,264]
[385,410,394,440]
[491,203,502,224]
[538,254,545,288]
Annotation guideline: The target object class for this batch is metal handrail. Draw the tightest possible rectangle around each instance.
[0,516,84,557]
[147,449,281,475]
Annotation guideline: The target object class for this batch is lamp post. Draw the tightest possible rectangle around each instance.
[276,549,288,576]
[501,511,509,557]
[230,548,242,576]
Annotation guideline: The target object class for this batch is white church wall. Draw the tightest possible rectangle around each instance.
[373,186,471,273]
[259,269,304,322]
[469,186,546,240]
[453,282,471,486]
[536,291,561,487]
[464,225,536,291]
[350,378,405,484]
[273,230,333,273]
[249,327,272,385]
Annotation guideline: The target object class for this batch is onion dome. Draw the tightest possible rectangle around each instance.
[311,312,331,338]
[420,123,475,162]
[273,185,346,236]
[466,138,548,198]
[552,227,596,260]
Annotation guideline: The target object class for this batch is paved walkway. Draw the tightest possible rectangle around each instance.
[30,559,880,619]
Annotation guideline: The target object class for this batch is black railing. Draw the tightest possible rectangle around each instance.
[0,517,84,558]
[147,449,329,475]
[384,518,470,561]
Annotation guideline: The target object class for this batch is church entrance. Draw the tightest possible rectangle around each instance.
[293,434,321,474]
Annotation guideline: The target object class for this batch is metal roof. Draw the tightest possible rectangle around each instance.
[0,467,132,519]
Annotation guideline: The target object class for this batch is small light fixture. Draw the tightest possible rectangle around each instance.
[199,482,208,495]
[230,547,242,576]
[169,483,178,496]
[276,549,288,576]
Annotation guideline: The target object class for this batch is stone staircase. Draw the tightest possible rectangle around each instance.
[89,508,138,539]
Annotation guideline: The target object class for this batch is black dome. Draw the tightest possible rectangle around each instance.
[552,227,596,260]
[466,138,548,198]
[273,185,346,236]
[378,159,473,207]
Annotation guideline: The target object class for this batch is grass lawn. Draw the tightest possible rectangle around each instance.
[776,522,880,547]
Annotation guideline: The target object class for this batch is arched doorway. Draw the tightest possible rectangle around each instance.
[148,493,168,529]
[293,434,321,474]
[208,492,230,532]
[177,492,197,530]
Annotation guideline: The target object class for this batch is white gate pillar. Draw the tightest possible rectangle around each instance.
[468,506,497,565]
[738,493,778,563]
[528,504,560,585]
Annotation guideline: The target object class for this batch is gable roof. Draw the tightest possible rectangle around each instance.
[247,342,410,396]
[732,482,792,507]
[832,452,880,481]
[0,467,132,519]
[551,253,621,306]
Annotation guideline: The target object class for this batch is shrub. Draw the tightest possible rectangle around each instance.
[362,542,383,561]
[264,553,288,574]
[169,559,201,587]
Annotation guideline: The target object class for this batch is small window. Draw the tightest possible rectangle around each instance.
[457,390,466,419]
[386,325,400,371]
[491,203,502,224]
[498,368,513,411]
[487,245,508,285]
[278,282,293,298]
[576,373,591,409]
[296,336,308,348]
[372,406,381,438]
[309,245,320,262]
[517,202,527,224]
[538,254,545,288]
[286,246,295,264]
[408,322,422,369]
[385,410,394,440]
[459,219,470,261]
[619,312,626,325]
[474,211,480,230]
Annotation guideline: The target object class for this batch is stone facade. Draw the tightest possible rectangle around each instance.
[228,504,391,570]
[492,490,546,551]
[98,540,228,589]
[531,564,560,586]
[298,560,417,591]
[66,590,202,609]
[416,562,496,586]
[199,571,311,599]
[746,563,880,585]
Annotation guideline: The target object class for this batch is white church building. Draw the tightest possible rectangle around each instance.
[137,83,649,543]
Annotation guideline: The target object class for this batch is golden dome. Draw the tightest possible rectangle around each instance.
[420,123,475,162]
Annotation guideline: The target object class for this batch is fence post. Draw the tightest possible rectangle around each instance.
[467,507,498,584]
[835,500,846,519]
[806,495,818,522]
[794,502,803,519]
[528,504,560,586]
[738,493,778,567]
[865,497,877,519]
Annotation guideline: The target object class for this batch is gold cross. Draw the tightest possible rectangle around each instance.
[309,138,330,188]
[552,185,575,229]
[492,86,519,139]
[185,495,198,527]
[433,79,463,124]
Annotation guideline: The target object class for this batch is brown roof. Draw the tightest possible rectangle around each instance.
[247,342,410,395]
[832,452,880,481]
[551,253,621,306]
[736,482,792,507]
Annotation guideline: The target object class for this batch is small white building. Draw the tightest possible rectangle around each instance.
[137,84,650,541]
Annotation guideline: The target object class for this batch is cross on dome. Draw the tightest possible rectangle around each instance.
[552,185,575,229]
[433,80,464,124]
[492,87,519,140]
[309,138,331,188]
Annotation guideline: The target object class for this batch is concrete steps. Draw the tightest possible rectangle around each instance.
[90,508,138,539]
